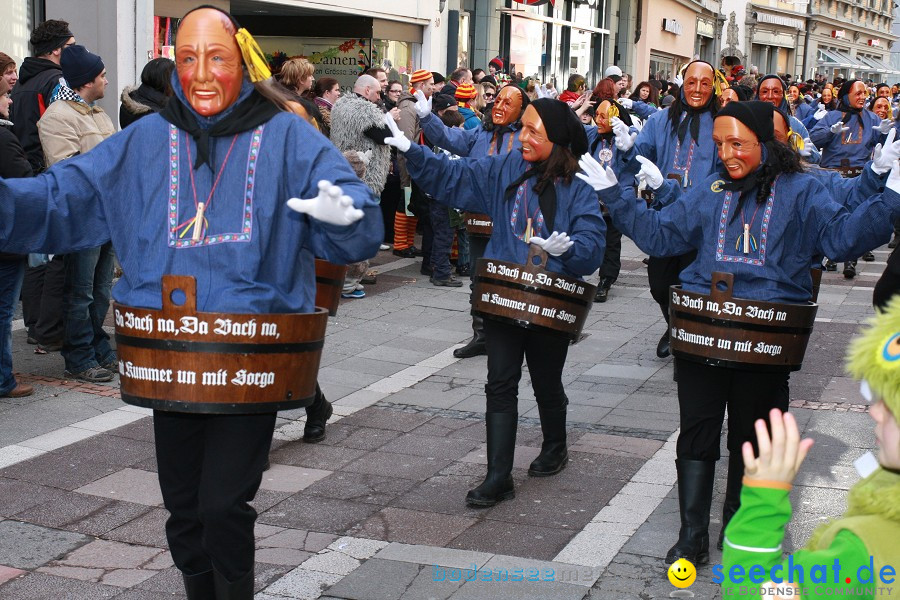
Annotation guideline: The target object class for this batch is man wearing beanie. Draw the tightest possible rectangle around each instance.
[384,97,605,508]
[37,44,116,384]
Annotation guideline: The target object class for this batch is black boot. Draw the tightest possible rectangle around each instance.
[528,404,568,477]
[656,329,671,358]
[717,453,744,550]
[665,458,716,565]
[843,261,857,279]
[182,570,215,600]
[454,315,486,358]
[303,383,332,443]
[466,412,517,507]
[593,276,614,303]
[213,568,255,600]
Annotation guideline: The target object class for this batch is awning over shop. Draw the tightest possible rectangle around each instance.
[754,12,803,29]
[816,48,854,68]
[857,54,900,75]
[828,49,868,70]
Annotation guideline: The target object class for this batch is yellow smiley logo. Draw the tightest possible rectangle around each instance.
[667,558,697,588]
[711,180,724,193]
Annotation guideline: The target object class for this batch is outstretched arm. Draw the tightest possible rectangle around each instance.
[419,112,481,157]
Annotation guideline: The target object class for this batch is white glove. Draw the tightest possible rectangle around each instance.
[287,180,364,226]
[413,89,432,120]
[814,106,828,121]
[673,74,683,87]
[576,153,619,191]
[874,118,894,135]
[383,111,411,153]
[635,156,664,190]
[887,158,900,196]
[529,231,573,257]
[798,138,813,158]
[611,117,636,152]
[830,121,850,135]
[871,129,900,175]
[535,83,550,100]
[618,98,633,109]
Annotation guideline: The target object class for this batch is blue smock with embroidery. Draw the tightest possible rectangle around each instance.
[809,109,882,168]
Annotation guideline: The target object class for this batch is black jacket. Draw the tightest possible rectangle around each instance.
[0,121,33,260]
[119,84,170,129]
[10,57,63,173]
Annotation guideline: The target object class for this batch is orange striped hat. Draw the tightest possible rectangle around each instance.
[410,69,432,84]
[455,83,477,101]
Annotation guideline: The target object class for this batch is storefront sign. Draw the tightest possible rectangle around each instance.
[696,19,715,38]
[832,30,845,39]
[869,39,881,47]
[512,0,555,6]
[256,36,370,93]
[663,19,683,36]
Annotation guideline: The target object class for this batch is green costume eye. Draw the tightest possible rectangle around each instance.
[881,333,900,361]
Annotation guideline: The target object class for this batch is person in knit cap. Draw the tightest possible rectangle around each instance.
[721,297,900,598]
[489,57,504,77]
[454,83,480,129]
[384,97,605,507]
[580,99,900,569]
[410,83,532,359]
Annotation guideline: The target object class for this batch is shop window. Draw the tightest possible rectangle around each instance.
[650,53,674,81]
[373,40,414,87]
[256,36,373,93]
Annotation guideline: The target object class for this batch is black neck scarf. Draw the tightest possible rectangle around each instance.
[590,131,614,156]
[160,90,280,170]
[505,163,556,233]
[493,124,514,153]
[677,103,708,145]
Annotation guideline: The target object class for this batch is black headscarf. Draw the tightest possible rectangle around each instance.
[754,74,791,114]
[715,101,775,198]
[837,79,864,125]
[158,5,280,170]
[667,60,719,145]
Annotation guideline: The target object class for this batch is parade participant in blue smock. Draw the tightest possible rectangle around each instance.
[384,98,605,508]
[578,100,900,570]
[614,59,724,360]
[0,7,381,599]
[754,75,821,164]
[809,79,890,169]
[412,84,531,359]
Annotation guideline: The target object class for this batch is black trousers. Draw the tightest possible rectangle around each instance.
[648,251,698,322]
[21,256,66,344]
[483,318,569,414]
[380,174,401,243]
[674,358,790,461]
[154,410,276,581]
[599,214,622,281]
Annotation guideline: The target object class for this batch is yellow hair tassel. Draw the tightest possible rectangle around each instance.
[788,130,804,152]
[234,28,272,83]
[713,69,729,97]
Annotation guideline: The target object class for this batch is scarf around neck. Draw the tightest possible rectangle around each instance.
[505,162,557,234]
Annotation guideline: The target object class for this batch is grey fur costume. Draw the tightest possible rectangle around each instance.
[329,94,390,195]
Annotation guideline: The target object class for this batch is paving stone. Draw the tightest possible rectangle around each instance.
[36,563,105,581]
[303,471,420,505]
[51,433,156,468]
[0,451,119,491]
[99,568,158,587]
[255,547,312,566]
[0,477,70,518]
[448,520,574,561]
[348,507,477,546]
[0,565,26,585]
[258,529,338,553]
[338,407,434,432]
[0,572,121,599]
[259,495,380,533]
[76,468,163,506]
[342,450,452,481]
[323,558,420,600]
[269,443,367,471]
[391,473,487,519]
[103,417,155,443]
[373,543,492,570]
[54,539,163,570]
[263,567,342,599]
[12,491,115,530]
[480,554,596,587]
[251,489,292,513]
[447,577,589,600]
[377,434,481,461]
[108,589,186,599]
[105,508,170,548]
[0,520,90,570]
[259,464,331,494]
[326,426,402,451]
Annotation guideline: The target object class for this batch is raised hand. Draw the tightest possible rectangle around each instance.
[871,129,900,174]
[635,156,664,190]
[830,121,850,135]
[813,106,828,121]
[742,409,814,486]
[287,180,364,226]
[413,89,432,120]
[611,117,636,151]
[383,111,411,153]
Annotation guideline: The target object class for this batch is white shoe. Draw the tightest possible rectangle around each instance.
[379,244,390,251]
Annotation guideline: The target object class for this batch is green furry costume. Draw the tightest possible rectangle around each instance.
[719,296,900,599]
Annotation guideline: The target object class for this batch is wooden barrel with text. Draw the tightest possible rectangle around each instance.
[315,259,348,316]
[464,212,493,237]
[472,244,596,341]
[668,272,818,372]
[115,275,327,414]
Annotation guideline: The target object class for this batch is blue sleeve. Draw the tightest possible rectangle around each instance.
[402,142,498,214]
[0,138,112,255]
[651,178,683,209]
[809,179,898,261]
[825,164,886,211]
[584,124,598,149]
[790,118,820,164]
[809,112,837,148]
[598,181,699,257]
[559,182,607,277]
[631,101,656,120]
[420,112,480,156]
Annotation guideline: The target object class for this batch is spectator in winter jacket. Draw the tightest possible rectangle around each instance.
[119,57,174,129]
[0,77,34,399]
[312,76,340,138]
[10,19,75,173]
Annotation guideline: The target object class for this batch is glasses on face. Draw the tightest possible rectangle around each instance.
[388,88,402,95]
[484,93,495,99]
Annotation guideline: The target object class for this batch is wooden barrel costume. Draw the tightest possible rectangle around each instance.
[464,212,493,237]
[115,275,327,413]
[472,244,596,341]
[315,259,348,316]
[668,272,818,372]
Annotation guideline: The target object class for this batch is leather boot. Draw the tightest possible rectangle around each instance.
[528,404,568,477]
[717,452,744,550]
[213,568,255,600]
[665,458,716,565]
[303,383,332,443]
[182,570,215,600]
[454,315,486,358]
[656,329,671,358]
[466,412,517,507]
[593,276,614,303]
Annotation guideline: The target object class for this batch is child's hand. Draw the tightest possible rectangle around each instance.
[742,409,814,486]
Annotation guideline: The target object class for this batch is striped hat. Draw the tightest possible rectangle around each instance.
[455,83,477,101]
[410,69,432,84]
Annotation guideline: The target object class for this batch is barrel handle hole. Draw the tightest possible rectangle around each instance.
[169,288,187,306]
[531,255,542,266]
[715,280,728,292]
